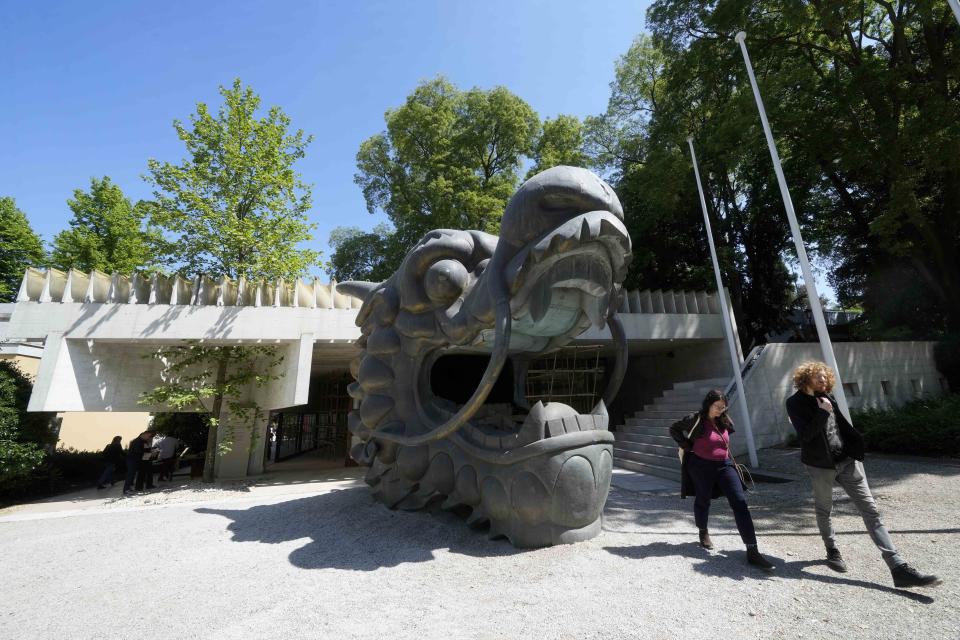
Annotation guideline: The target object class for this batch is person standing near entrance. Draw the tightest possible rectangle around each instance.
[122,430,156,496]
[670,389,774,570]
[786,361,941,589]
[96,436,124,489]
[153,433,180,481]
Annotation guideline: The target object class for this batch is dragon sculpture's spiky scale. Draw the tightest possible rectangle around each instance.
[339,166,632,547]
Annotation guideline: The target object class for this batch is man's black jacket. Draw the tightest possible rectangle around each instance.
[785,390,864,469]
[127,437,146,463]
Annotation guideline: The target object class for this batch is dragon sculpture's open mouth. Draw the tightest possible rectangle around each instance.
[339,166,632,547]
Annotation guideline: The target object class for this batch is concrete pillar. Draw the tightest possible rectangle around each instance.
[245,409,270,476]
[215,404,259,479]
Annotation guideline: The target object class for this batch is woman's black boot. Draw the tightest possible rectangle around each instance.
[698,529,714,550]
[746,545,774,571]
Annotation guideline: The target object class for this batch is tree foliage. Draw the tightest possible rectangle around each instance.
[347,77,541,278]
[585,33,796,348]
[0,361,56,490]
[635,0,960,338]
[0,197,45,302]
[326,223,397,282]
[49,177,159,274]
[145,79,319,282]
[140,342,283,482]
[526,115,590,179]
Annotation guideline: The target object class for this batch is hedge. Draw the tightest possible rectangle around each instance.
[852,393,960,457]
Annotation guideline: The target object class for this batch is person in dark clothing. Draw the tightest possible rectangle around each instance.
[96,436,125,489]
[786,361,941,589]
[122,430,156,496]
[670,389,773,571]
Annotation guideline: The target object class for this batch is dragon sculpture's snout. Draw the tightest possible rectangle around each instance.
[338,166,633,547]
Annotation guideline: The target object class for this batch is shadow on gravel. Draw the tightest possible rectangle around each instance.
[777,559,936,604]
[196,487,521,570]
[603,542,776,584]
[604,543,936,604]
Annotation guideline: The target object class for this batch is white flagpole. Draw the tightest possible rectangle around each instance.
[949,0,960,27]
[734,31,853,424]
[687,137,759,467]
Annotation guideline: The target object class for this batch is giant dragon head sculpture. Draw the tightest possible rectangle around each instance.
[338,166,632,547]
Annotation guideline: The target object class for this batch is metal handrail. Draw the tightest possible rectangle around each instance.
[724,344,766,409]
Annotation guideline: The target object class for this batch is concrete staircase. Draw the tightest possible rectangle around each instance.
[613,377,729,481]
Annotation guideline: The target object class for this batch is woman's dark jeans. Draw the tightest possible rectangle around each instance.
[687,452,757,546]
[97,463,116,487]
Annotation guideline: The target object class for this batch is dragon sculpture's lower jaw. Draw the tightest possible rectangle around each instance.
[363,400,614,547]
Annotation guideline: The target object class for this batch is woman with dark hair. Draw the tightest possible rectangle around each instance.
[96,436,125,489]
[670,389,773,570]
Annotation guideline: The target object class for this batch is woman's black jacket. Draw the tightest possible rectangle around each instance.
[102,441,125,466]
[784,390,864,469]
[669,412,734,499]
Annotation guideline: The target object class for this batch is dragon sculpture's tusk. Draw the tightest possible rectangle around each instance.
[370,279,512,446]
[602,306,628,406]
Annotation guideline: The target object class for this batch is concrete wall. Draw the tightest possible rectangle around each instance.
[0,353,40,379]
[729,341,945,456]
[57,412,152,452]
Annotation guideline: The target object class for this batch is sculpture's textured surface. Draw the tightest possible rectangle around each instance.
[338,166,632,547]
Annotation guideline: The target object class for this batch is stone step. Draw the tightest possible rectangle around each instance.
[629,410,686,419]
[619,424,671,437]
[671,378,728,391]
[613,441,678,457]
[613,457,681,482]
[614,432,675,446]
[660,389,706,400]
[625,417,674,428]
[643,401,697,413]
[613,447,678,468]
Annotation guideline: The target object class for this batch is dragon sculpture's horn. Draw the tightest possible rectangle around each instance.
[336,280,381,302]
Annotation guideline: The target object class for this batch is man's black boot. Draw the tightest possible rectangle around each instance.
[826,548,848,573]
[891,563,942,588]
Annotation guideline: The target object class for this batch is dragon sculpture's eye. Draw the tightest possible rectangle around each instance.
[424,259,469,304]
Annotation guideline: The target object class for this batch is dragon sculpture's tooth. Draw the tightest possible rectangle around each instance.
[338,166,633,548]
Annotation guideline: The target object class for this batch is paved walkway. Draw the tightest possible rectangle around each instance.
[1,448,957,639]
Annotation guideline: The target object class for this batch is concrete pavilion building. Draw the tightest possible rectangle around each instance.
[3,267,947,480]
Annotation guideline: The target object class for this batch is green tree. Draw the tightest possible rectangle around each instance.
[142,80,316,480]
[0,361,57,492]
[585,33,796,348]
[0,197,46,302]
[145,78,319,282]
[326,223,398,282]
[348,77,539,277]
[49,177,159,274]
[526,114,590,179]
[140,342,283,482]
[643,0,960,337]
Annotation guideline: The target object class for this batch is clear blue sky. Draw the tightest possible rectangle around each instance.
[1,0,651,276]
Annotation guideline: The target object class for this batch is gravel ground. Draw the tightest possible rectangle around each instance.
[0,448,957,640]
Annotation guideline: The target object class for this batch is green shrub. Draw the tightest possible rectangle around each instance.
[852,393,960,457]
[48,448,114,484]
[1,448,113,505]
[0,360,57,492]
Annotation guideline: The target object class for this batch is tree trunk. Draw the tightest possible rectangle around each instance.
[202,357,229,482]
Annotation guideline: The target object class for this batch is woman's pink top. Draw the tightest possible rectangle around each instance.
[691,419,730,461]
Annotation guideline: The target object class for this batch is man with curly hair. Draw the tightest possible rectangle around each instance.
[786,361,941,589]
